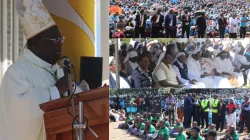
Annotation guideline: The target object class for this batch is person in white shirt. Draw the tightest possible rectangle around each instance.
[229,13,239,38]
[234,47,250,86]
[0,0,82,139]
[213,51,243,87]
[172,52,206,88]
[186,49,215,88]
[199,49,232,88]
[152,52,184,88]
[123,50,139,76]
[109,56,131,89]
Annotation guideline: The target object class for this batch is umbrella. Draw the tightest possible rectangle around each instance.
[109,6,122,15]
[146,9,157,16]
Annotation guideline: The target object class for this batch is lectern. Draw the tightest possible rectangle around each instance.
[40,87,109,140]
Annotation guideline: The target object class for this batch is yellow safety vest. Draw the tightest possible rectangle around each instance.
[212,99,219,113]
[201,99,209,112]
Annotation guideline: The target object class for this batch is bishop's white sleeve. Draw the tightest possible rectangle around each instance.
[0,65,55,140]
[49,86,60,100]
[172,65,189,85]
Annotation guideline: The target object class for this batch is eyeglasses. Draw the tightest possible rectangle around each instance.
[41,37,65,45]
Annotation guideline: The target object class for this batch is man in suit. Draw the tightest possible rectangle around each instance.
[217,98,226,132]
[135,9,147,38]
[218,13,227,38]
[184,93,195,128]
[165,9,177,38]
[196,13,207,38]
[181,10,191,38]
[239,96,250,133]
[151,9,164,38]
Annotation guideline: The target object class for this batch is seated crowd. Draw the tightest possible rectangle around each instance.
[109,39,250,88]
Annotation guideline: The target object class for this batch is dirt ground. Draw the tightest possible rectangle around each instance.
[109,121,249,140]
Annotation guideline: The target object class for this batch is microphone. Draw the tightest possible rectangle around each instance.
[61,56,73,68]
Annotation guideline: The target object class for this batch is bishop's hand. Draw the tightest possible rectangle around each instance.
[55,75,70,95]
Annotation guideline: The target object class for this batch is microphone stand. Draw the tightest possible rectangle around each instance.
[66,68,98,140]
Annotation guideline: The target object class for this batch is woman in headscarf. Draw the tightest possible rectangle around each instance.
[213,51,243,87]
[131,52,154,88]
[152,52,185,88]
[123,50,139,76]
[186,49,214,88]
[244,45,250,62]
[226,97,238,129]
[199,48,232,88]
[234,46,250,86]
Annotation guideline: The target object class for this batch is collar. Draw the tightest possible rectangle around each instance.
[23,49,57,70]
[177,60,184,67]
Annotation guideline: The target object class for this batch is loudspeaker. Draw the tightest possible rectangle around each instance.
[80,57,103,89]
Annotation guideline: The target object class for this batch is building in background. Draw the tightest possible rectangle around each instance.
[0,0,26,85]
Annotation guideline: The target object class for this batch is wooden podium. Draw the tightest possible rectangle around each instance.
[40,87,109,140]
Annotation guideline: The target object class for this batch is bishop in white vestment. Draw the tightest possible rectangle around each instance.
[0,0,82,140]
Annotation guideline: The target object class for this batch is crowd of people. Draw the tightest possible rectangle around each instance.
[110,89,250,140]
[109,0,250,38]
[109,38,250,89]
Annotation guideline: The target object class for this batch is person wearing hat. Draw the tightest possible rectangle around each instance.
[152,52,184,88]
[181,10,191,38]
[109,56,131,88]
[0,0,84,139]
[213,51,242,87]
[186,49,214,88]
[151,8,164,38]
[173,51,206,88]
[165,9,177,38]
[199,48,232,88]
[123,50,139,76]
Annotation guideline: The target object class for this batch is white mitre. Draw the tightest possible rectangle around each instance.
[16,0,56,40]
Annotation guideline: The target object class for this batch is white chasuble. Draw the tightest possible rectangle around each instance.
[0,49,82,140]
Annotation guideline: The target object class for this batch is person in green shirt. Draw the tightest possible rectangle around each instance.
[118,113,134,129]
[147,113,154,122]
[171,119,184,137]
[143,121,157,139]
[190,126,204,140]
[175,126,186,140]
[186,121,198,139]
[221,125,239,140]
[131,118,145,136]
[154,113,163,121]
[164,117,170,128]
[201,124,215,139]
[156,120,170,140]
[207,130,217,140]
[128,115,140,133]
